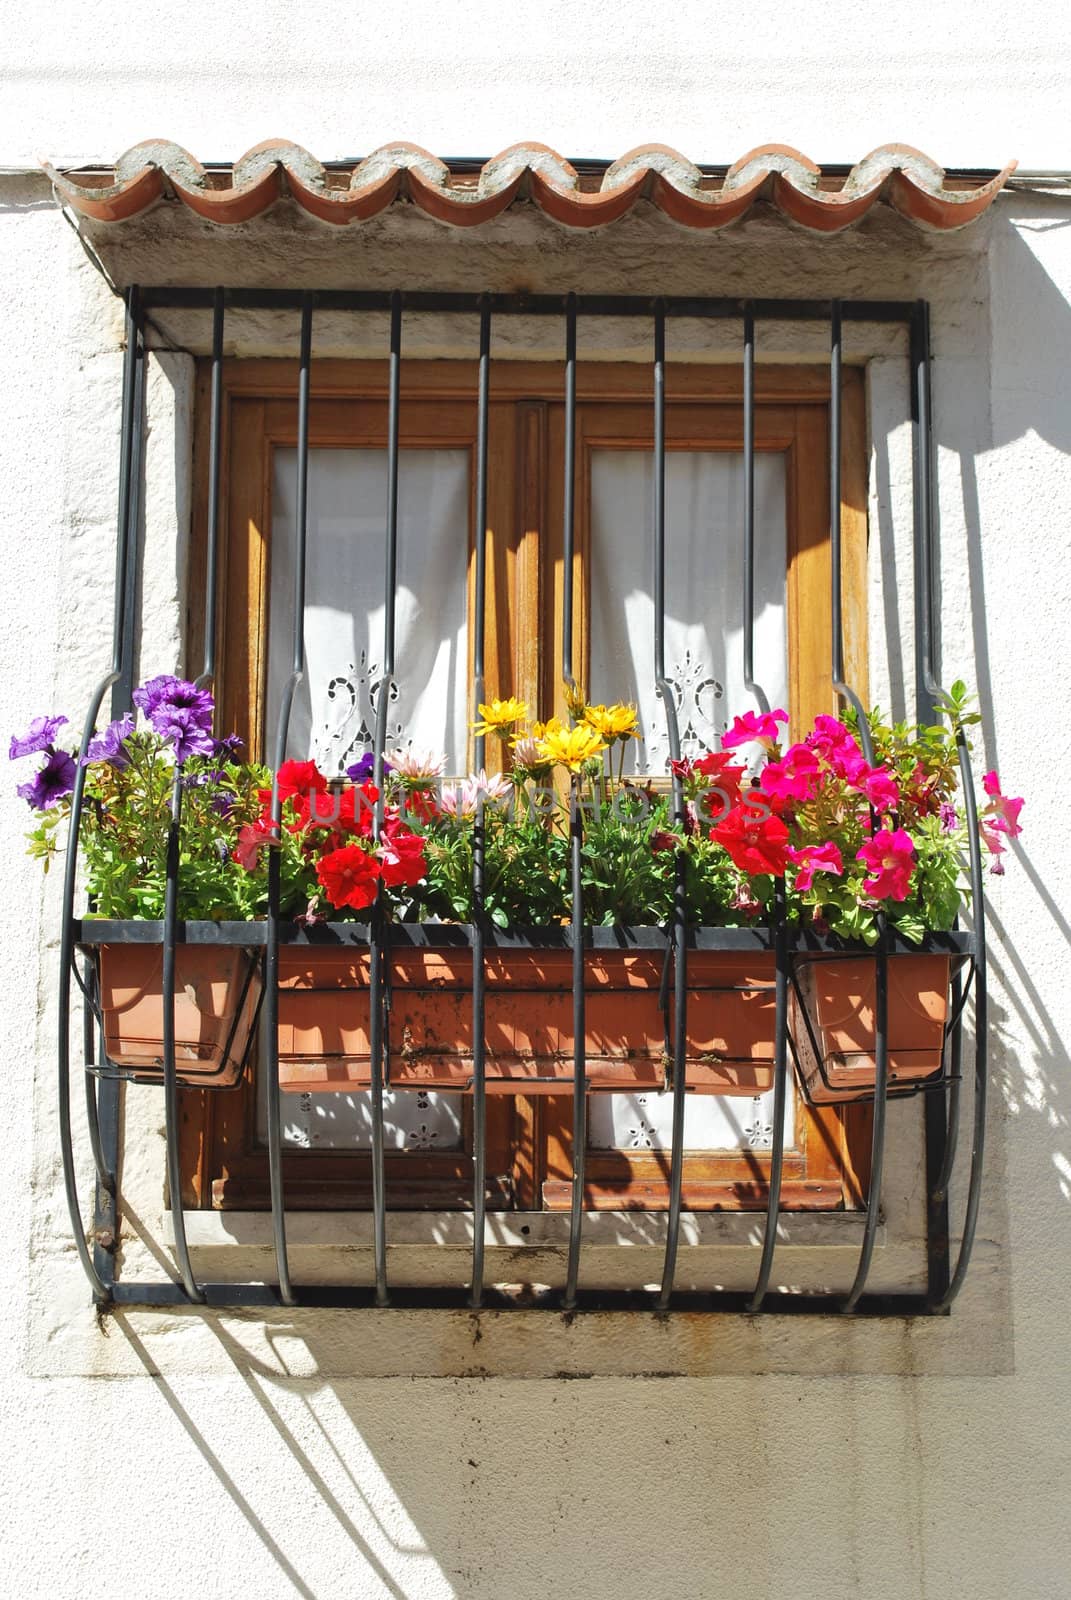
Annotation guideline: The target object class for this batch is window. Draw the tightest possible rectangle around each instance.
[181,354,871,1214]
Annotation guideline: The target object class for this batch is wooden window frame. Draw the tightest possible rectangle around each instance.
[183,357,870,1213]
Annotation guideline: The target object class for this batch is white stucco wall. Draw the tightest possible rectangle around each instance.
[2,8,1070,1597]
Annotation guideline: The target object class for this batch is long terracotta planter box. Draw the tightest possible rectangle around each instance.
[276,945,778,1095]
[791,953,950,1103]
[97,943,262,1088]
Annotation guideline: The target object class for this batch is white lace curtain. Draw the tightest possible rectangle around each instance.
[589,448,788,773]
[269,446,470,774]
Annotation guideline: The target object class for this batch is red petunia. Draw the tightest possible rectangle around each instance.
[710,802,790,877]
[276,759,328,803]
[233,819,276,871]
[315,844,383,910]
[378,819,428,888]
[294,781,379,837]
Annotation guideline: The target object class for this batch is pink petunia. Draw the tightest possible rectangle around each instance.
[806,715,856,761]
[786,841,844,892]
[982,771,1024,838]
[857,763,900,813]
[856,827,916,902]
[759,743,822,804]
[720,708,789,752]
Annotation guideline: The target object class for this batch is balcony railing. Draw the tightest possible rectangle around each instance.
[57,289,987,1316]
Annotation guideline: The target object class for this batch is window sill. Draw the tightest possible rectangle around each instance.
[157,1208,880,1293]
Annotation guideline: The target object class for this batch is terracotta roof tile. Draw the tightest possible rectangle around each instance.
[42,141,1015,232]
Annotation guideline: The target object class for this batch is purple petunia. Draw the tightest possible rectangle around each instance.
[212,732,244,761]
[133,675,213,722]
[83,714,135,770]
[17,749,77,810]
[152,705,215,764]
[346,751,391,783]
[9,714,68,761]
[939,801,959,835]
[133,675,215,762]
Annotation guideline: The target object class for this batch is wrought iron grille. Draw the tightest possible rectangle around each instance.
[58,288,987,1315]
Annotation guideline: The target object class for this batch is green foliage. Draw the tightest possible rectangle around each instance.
[30,733,270,921]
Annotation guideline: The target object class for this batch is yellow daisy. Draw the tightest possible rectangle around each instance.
[471,697,529,737]
[583,702,640,742]
[522,715,567,744]
[537,723,608,771]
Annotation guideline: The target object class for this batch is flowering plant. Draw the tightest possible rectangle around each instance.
[10,677,431,922]
[14,674,1020,942]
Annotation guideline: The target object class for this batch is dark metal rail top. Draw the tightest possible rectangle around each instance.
[139,288,919,322]
[75,918,977,956]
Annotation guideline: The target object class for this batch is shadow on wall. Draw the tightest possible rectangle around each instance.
[870,211,1071,1252]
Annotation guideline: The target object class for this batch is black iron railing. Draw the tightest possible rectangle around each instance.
[58,289,987,1315]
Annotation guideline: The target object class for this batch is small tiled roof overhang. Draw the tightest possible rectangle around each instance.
[43,140,1015,233]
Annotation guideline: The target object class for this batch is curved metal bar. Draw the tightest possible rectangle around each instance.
[560,293,588,1312]
[367,289,403,1308]
[160,774,204,1302]
[58,289,144,1298]
[59,680,123,1302]
[933,963,966,1198]
[910,297,990,1307]
[469,296,491,1307]
[830,301,877,768]
[261,293,316,1308]
[829,300,889,1312]
[841,919,889,1312]
[742,302,770,715]
[195,286,225,691]
[747,885,790,1311]
[562,291,579,695]
[562,779,588,1311]
[652,302,689,1311]
[81,957,112,1191]
[932,734,988,1309]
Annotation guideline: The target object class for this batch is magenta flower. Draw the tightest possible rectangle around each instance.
[83,714,134,770]
[16,749,77,810]
[759,743,821,803]
[982,770,1024,839]
[806,715,855,760]
[720,708,788,752]
[786,841,844,892]
[856,827,915,901]
[980,819,1006,857]
[857,763,900,812]
[9,714,68,761]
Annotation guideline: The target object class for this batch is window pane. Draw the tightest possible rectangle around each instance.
[256,1085,465,1153]
[589,447,793,1150]
[264,446,469,1154]
[269,447,470,775]
[588,1086,795,1153]
[589,448,787,775]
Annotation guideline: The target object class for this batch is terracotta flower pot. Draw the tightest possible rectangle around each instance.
[277,943,778,1095]
[97,943,262,1087]
[791,952,950,1103]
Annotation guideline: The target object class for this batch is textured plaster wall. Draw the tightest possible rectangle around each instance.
[1,12,1070,1599]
